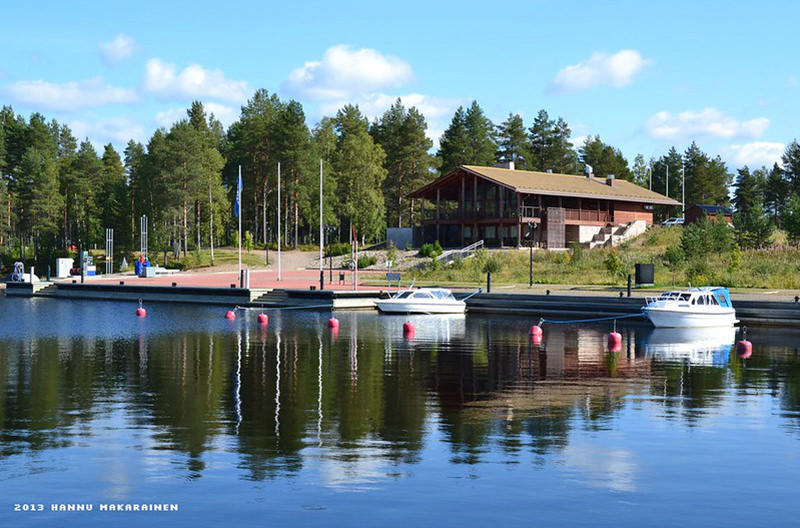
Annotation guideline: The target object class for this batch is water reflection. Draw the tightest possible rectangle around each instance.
[642,326,736,365]
[2,303,800,493]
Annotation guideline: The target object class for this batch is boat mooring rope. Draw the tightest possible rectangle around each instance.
[538,312,644,326]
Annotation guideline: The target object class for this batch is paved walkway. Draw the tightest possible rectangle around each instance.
[70,268,383,291]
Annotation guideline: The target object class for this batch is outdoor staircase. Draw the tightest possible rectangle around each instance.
[34,283,58,296]
[250,288,335,309]
[250,289,289,306]
[587,220,648,249]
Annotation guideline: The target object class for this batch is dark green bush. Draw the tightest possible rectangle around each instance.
[357,255,377,268]
[419,241,443,258]
[328,242,351,257]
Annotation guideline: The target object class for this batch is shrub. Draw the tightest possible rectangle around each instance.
[482,255,501,275]
[327,242,351,257]
[604,249,625,281]
[419,241,443,259]
[386,241,397,266]
[662,245,685,286]
[569,241,583,265]
[357,255,377,268]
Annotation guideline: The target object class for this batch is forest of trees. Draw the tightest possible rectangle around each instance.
[1,90,799,269]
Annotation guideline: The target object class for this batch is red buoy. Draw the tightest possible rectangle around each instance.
[529,325,543,337]
[607,332,622,352]
[531,333,542,346]
[403,321,415,338]
[136,307,146,317]
[328,317,339,329]
[737,340,752,359]
[257,313,269,325]
[225,310,236,320]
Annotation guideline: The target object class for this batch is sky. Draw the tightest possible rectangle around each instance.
[1,0,798,171]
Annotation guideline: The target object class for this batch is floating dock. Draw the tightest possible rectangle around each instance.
[4,281,384,310]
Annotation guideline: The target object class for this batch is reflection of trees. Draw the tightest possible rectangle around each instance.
[4,314,800,480]
[0,338,108,457]
[139,333,228,478]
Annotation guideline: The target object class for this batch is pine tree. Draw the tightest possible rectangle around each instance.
[528,109,577,173]
[463,101,496,167]
[732,166,759,214]
[734,202,774,249]
[333,126,387,241]
[578,136,631,180]
[437,106,470,175]
[495,113,530,169]
[782,140,800,195]
[371,99,434,227]
[683,142,730,206]
[763,163,785,225]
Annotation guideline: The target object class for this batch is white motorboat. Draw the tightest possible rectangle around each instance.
[376,287,468,314]
[642,287,738,328]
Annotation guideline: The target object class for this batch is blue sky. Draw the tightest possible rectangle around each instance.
[1,0,797,170]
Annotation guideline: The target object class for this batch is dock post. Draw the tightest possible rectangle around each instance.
[627,274,632,297]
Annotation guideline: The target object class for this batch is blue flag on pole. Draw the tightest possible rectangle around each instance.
[234,169,242,218]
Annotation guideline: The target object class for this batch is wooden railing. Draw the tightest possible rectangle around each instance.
[564,209,610,222]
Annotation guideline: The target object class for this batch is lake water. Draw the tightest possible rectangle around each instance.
[1,297,799,527]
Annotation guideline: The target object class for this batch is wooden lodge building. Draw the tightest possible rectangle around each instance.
[408,163,680,249]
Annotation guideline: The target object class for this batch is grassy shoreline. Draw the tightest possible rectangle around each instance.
[407,227,800,290]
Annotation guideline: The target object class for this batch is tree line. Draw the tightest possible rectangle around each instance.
[1,92,799,268]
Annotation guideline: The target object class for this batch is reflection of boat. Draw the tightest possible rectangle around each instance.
[382,313,466,342]
[376,287,467,314]
[643,326,735,365]
[642,287,737,328]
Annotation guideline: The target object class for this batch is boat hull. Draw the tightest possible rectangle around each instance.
[375,300,467,314]
[643,307,737,328]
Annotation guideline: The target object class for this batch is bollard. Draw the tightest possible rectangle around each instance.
[486,272,492,294]
[627,274,632,297]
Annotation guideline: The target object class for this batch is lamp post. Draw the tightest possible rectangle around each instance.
[527,221,537,288]
[327,226,334,284]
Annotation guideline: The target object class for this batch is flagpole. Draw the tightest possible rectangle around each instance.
[277,162,282,281]
[238,165,242,282]
[319,159,324,291]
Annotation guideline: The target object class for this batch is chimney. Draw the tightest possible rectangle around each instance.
[584,164,593,178]
[494,161,515,170]
[606,174,615,186]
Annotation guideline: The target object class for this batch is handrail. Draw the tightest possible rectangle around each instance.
[436,240,485,264]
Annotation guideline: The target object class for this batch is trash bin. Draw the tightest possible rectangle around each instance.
[635,263,654,287]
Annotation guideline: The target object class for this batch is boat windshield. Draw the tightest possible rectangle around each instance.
[659,292,690,301]
[429,289,455,300]
[395,291,413,299]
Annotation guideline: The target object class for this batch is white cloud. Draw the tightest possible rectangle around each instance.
[549,49,650,94]
[144,58,250,103]
[3,77,138,112]
[155,102,239,129]
[69,116,148,149]
[726,142,785,168]
[204,102,238,127]
[283,44,413,101]
[789,75,799,88]
[318,93,464,148]
[645,108,770,141]
[99,34,136,66]
[154,108,186,128]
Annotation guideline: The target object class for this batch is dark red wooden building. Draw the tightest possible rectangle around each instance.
[408,164,680,248]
